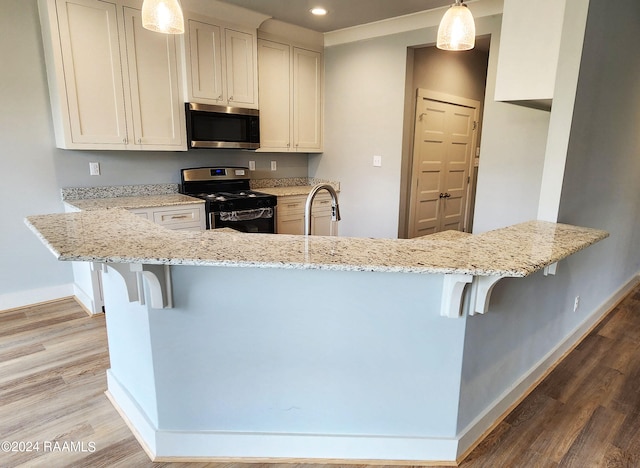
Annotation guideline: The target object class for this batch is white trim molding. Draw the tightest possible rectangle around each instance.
[0,283,74,312]
[106,370,460,463]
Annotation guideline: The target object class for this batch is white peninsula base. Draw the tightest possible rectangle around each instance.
[24,210,611,463]
[101,264,465,462]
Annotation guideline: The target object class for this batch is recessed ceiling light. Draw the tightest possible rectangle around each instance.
[310,7,327,16]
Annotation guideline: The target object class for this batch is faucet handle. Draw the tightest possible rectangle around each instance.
[332,203,341,222]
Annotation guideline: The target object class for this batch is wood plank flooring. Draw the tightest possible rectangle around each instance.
[0,284,639,468]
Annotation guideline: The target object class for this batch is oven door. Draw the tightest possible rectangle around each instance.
[210,207,274,233]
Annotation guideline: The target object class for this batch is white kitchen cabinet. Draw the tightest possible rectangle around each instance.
[68,202,205,314]
[257,38,323,152]
[121,6,185,149]
[38,0,186,150]
[129,204,205,231]
[494,0,588,111]
[276,193,336,236]
[184,16,258,108]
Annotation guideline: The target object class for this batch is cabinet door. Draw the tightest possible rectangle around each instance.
[187,19,225,104]
[54,0,127,147]
[276,212,304,235]
[122,7,185,149]
[293,47,322,152]
[311,210,336,236]
[257,39,291,151]
[225,29,256,107]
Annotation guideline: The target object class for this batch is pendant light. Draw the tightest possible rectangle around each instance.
[142,0,184,34]
[436,0,475,51]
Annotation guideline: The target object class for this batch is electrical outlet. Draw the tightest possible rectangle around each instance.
[248,160,256,171]
[270,160,277,171]
[573,295,580,312]
[89,162,100,176]
[373,155,382,167]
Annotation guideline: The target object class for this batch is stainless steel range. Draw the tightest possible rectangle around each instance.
[181,167,277,232]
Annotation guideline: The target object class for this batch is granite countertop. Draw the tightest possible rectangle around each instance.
[65,193,205,211]
[61,180,337,208]
[257,185,339,197]
[25,209,608,277]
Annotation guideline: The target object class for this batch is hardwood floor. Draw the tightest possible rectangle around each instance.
[0,284,639,467]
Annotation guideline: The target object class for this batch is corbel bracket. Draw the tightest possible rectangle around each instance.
[103,263,173,309]
[468,275,505,315]
[543,262,558,276]
[441,274,473,318]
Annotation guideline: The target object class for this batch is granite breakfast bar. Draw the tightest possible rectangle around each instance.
[25,210,607,463]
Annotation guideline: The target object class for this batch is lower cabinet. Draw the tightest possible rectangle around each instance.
[276,193,337,236]
[72,203,205,314]
[128,204,205,231]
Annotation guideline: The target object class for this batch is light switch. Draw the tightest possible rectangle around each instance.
[373,155,382,167]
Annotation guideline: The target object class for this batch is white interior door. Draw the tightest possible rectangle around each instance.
[408,90,479,237]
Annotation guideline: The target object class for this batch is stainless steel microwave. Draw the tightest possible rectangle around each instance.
[185,103,260,150]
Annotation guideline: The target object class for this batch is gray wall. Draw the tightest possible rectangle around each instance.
[0,0,72,304]
[558,0,640,292]
[312,13,551,238]
[411,46,489,102]
[0,0,307,306]
[457,0,640,433]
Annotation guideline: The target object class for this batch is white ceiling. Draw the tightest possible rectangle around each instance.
[215,0,454,33]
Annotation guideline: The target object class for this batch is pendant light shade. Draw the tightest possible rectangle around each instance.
[142,0,184,34]
[437,0,475,51]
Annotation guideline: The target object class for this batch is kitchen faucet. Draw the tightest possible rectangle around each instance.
[304,184,341,236]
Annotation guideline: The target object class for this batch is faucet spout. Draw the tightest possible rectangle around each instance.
[304,184,341,236]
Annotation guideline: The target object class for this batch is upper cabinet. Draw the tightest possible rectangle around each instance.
[183,15,258,109]
[256,24,323,153]
[494,0,565,110]
[38,0,186,150]
[494,0,589,112]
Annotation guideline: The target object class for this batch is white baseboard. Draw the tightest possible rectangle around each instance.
[73,283,102,314]
[105,273,640,464]
[455,273,640,460]
[106,370,459,464]
[0,283,74,312]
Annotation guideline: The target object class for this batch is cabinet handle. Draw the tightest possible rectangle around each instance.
[229,96,234,101]
[170,215,190,219]
[122,138,127,144]
[286,203,299,208]
[217,95,223,101]
[137,138,142,144]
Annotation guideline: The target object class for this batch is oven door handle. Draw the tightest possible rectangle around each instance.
[218,207,273,222]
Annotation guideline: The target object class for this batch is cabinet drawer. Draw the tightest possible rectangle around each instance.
[152,207,202,227]
[130,210,150,220]
[277,193,333,215]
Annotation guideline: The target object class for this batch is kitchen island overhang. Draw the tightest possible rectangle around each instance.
[25,209,608,463]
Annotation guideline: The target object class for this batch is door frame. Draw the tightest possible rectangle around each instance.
[406,89,480,237]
